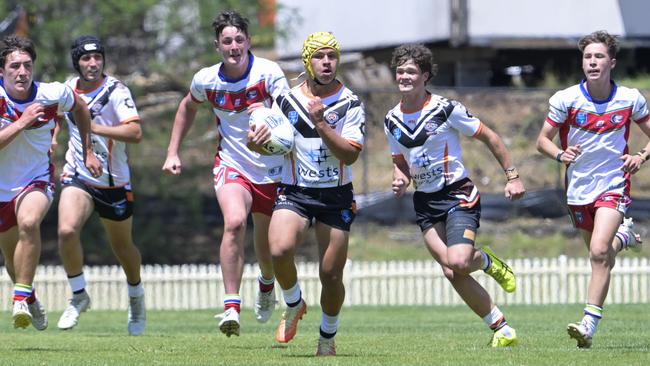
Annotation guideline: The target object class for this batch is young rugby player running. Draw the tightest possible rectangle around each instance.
[56,35,146,335]
[163,11,290,337]
[384,44,525,347]
[265,32,365,356]
[0,35,101,330]
[537,30,646,348]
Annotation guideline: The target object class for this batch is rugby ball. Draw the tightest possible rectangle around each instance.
[249,108,294,155]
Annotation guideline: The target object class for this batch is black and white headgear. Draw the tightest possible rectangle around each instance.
[70,35,105,73]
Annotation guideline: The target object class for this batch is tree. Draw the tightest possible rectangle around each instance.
[5,0,278,84]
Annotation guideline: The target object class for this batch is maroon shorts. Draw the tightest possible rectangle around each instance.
[568,192,630,231]
[0,180,54,232]
[213,158,278,216]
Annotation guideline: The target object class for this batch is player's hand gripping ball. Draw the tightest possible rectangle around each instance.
[249,108,295,155]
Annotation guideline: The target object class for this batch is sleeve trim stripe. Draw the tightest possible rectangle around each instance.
[635,114,650,123]
[471,121,484,138]
[120,117,140,125]
[347,140,363,150]
[545,117,563,127]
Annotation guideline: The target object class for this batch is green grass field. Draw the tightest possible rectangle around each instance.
[0,305,647,365]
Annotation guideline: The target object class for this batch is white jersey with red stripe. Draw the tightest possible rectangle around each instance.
[384,94,482,193]
[546,80,649,205]
[272,82,365,188]
[0,80,75,201]
[62,75,139,187]
[190,53,289,184]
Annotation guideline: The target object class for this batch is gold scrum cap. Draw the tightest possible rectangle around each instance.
[301,31,340,79]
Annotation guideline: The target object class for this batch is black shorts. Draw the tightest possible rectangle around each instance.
[413,178,480,246]
[274,183,356,231]
[61,175,134,221]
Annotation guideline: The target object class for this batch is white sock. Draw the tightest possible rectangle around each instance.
[615,231,630,251]
[258,274,275,285]
[128,282,145,297]
[582,315,599,337]
[68,273,86,293]
[582,303,602,337]
[496,324,514,337]
[320,312,339,336]
[480,250,490,271]
[482,306,505,330]
[282,282,302,306]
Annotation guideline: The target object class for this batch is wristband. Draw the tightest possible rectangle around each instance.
[636,149,648,162]
[555,151,564,162]
[505,167,519,181]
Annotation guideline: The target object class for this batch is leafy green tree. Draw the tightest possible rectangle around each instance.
[2,0,279,84]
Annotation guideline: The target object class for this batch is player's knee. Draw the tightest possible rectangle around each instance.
[270,243,292,262]
[17,215,41,235]
[222,215,247,234]
[447,257,472,274]
[57,225,79,245]
[319,268,343,286]
[589,247,614,265]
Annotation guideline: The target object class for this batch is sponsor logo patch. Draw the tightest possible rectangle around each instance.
[341,209,352,223]
[611,114,624,123]
[215,93,226,106]
[114,201,126,217]
[268,166,282,176]
[288,111,299,125]
[575,212,584,224]
[245,89,258,100]
[325,111,339,125]
[462,229,476,241]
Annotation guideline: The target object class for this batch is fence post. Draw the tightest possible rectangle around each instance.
[3,258,650,310]
[558,255,568,304]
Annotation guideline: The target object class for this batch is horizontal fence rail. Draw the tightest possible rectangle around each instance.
[1,256,649,311]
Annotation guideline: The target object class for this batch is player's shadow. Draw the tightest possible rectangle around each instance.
[12,347,68,352]
[284,353,356,358]
[225,344,287,351]
[597,344,650,350]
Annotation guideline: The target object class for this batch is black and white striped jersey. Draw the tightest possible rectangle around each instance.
[272,82,365,188]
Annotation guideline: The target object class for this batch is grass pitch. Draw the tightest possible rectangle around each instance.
[0,304,647,365]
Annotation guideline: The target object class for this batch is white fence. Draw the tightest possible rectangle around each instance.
[1,256,649,311]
